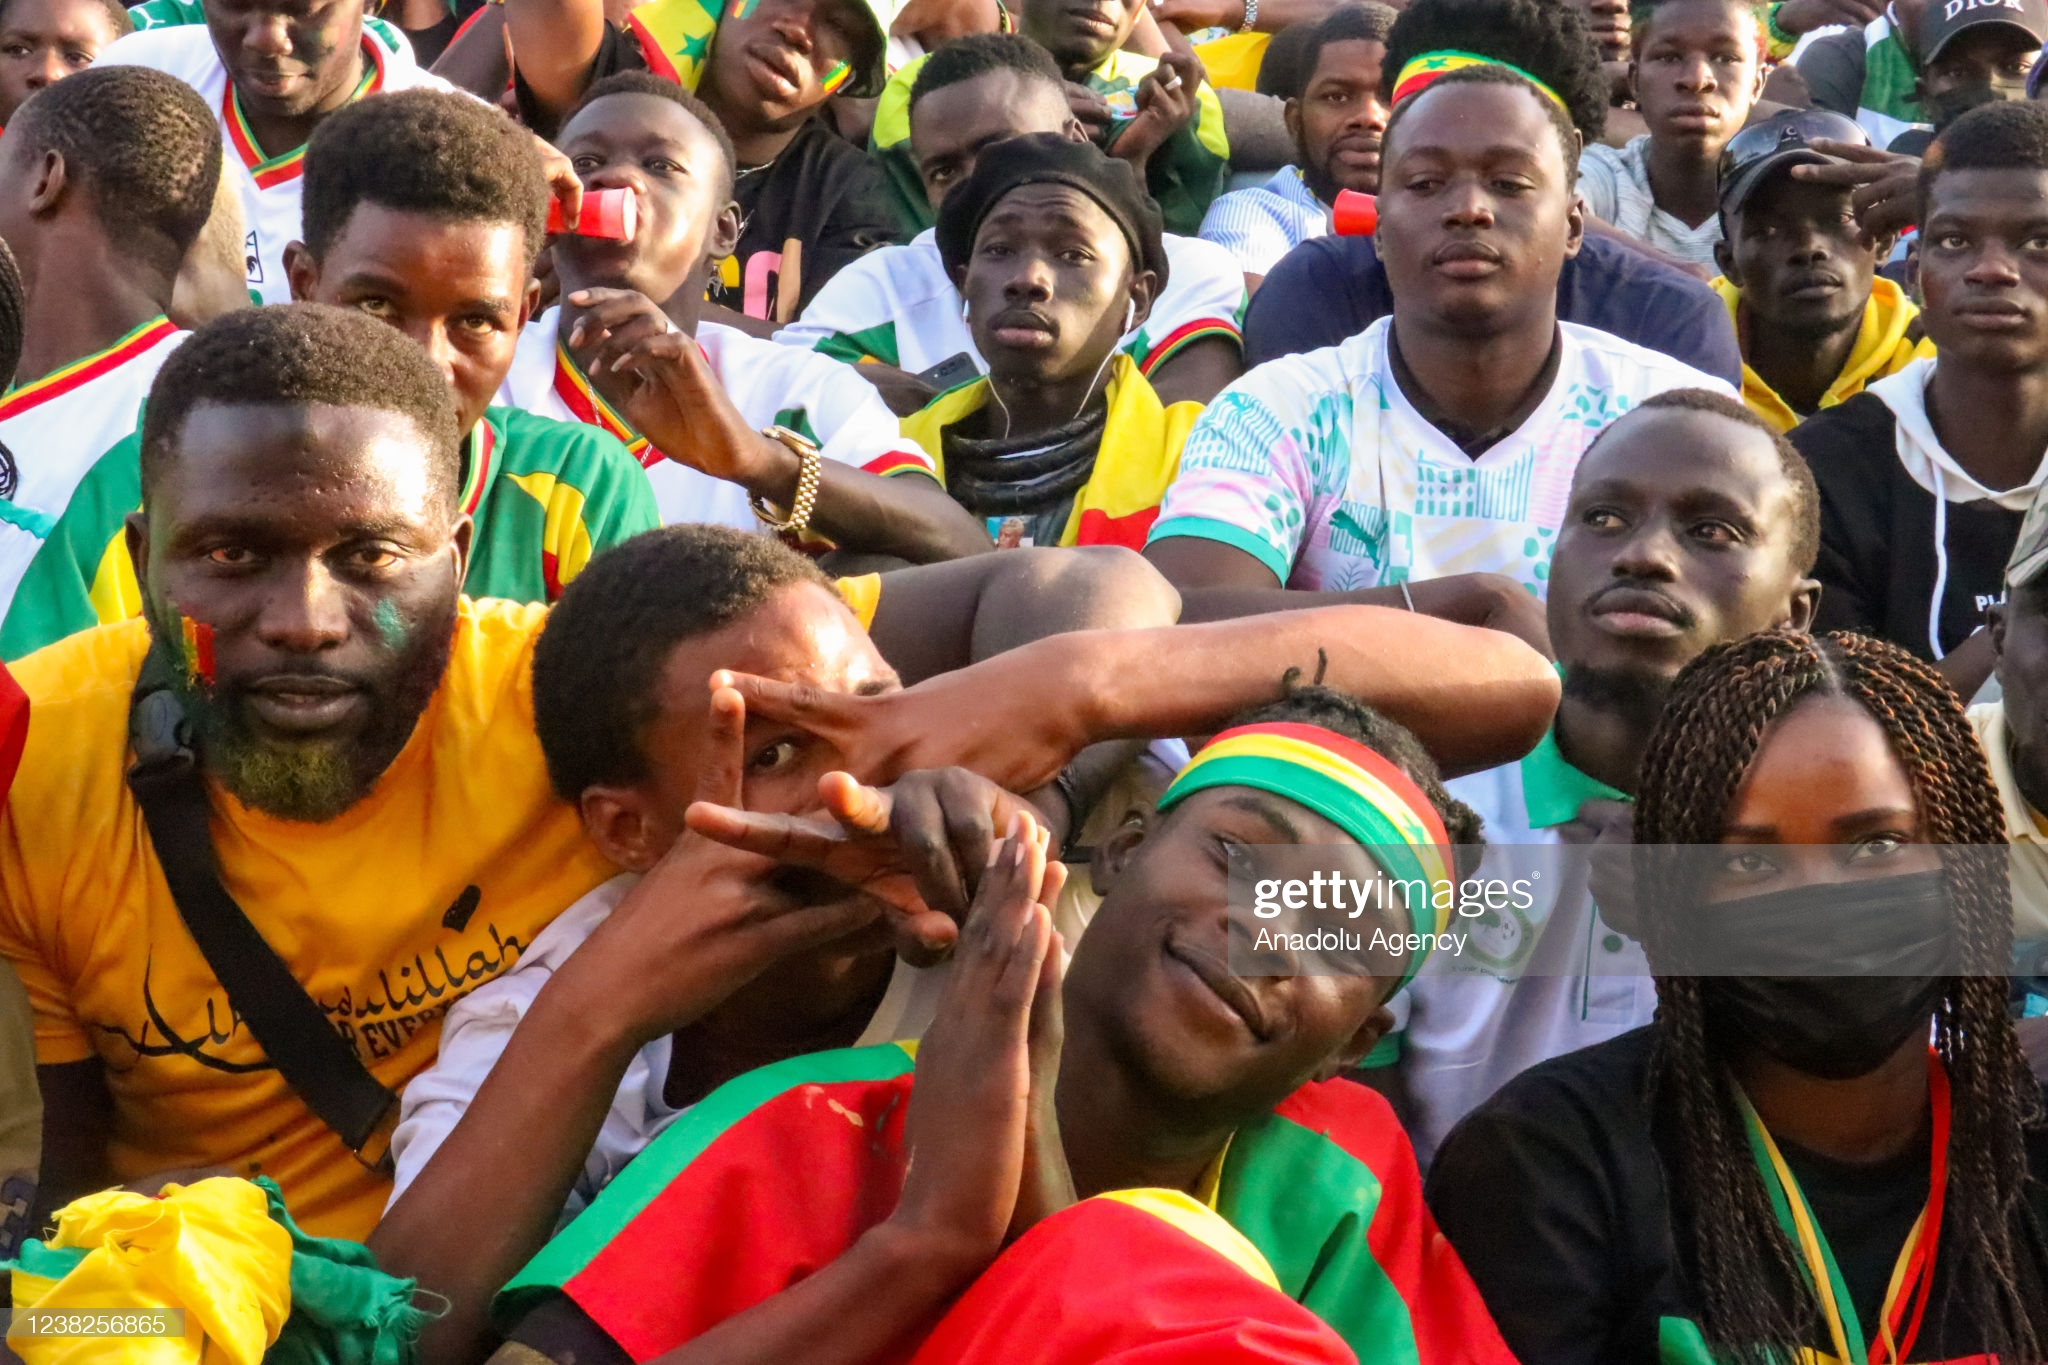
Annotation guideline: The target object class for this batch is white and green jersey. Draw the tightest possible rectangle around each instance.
[0,317,186,658]
[497,309,938,529]
[93,18,455,305]
[777,228,1246,384]
[1150,318,1728,596]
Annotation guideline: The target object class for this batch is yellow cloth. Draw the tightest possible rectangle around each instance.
[1712,274,1932,433]
[900,354,1199,549]
[0,599,615,1240]
[832,573,881,632]
[1968,701,2048,942]
[7,1178,290,1365]
[1192,31,1270,91]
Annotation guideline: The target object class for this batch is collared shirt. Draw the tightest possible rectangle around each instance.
[1199,167,1330,279]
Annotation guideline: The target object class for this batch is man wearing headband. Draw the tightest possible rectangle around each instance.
[484,687,1517,1365]
[897,134,1196,550]
[1147,51,1727,619]
[1239,0,1742,385]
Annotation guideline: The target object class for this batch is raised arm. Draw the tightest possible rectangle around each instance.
[501,0,612,129]
[715,601,1561,787]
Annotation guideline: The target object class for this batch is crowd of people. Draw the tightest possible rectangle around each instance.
[0,0,2044,1356]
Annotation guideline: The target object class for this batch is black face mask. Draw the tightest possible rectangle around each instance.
[1695,870,1954,1080]
[1923,80,2019,132]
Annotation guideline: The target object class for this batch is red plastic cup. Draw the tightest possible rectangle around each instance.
[1332,189,1377,236]
[546,187,638,240]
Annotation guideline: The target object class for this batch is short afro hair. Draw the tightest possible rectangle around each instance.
[909,31,1067,113]
[1383,64,1582,187]
[301,88,549,267]
[1584,386,1820,573]
[566,70,738,200]
[1207,681,1485,872]
[532,525,834,802]
[1380,0,1606,142]
[1283,3,1398,102]
[8,64,220,267]
[140,303,463,510]
[1919,98,2048,227]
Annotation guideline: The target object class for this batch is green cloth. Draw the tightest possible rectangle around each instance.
[1518,728,1628,830]
[869,49,1231,237]
[0,406,657,660]
[4,1178,431,1365]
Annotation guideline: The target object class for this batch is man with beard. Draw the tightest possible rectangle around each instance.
[1712,109,1930,432]
[1392,387,1823,1160]
[1198,3,1395,291]
[0,303,619,1242]
[89,0,460,304]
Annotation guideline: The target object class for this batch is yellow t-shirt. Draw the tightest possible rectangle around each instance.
[0,598,615,1239]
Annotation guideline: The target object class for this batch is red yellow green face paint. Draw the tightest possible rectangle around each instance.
[179,614,216,688]
[819,59,852,96]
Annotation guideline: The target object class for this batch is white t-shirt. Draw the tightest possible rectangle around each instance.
[0,318,186,622]
[1150,318,1728,596]
[495,309,938,528]
[776,228,1247,381]
[94,19,456,305]
[1578,137,1725,270]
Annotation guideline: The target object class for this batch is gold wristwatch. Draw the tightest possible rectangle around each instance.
[750,425,824,535]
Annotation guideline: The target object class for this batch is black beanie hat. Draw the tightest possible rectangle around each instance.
[935,132,1170,288]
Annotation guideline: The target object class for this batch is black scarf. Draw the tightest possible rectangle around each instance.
[941,398,1108,517]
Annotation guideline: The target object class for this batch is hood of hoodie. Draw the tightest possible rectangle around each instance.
[1866,356,2048,511]
[1713,275,1931,432]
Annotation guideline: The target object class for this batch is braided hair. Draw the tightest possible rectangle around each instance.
[1633,629,2046,1363]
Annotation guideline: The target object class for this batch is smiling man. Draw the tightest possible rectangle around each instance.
[1712,108,1930,432]
[0,303,618,1242]
[1396,386,1822,1159]
[1790,98,2048,697]
[90,0,458,304]
[1147,60,1727,614]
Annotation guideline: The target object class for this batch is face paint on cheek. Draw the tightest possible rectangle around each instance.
[372,598,409,652]
[178,614,216,688]
[819,59,852,96]
[726,0,763,20]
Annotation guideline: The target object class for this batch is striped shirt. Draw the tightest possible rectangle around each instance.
[1199,167,1330,278]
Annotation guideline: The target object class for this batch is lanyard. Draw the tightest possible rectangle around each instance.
[553,340,658,468]
[1735,1050,1950,1365]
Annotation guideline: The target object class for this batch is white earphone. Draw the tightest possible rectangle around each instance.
[1124,300,1136,333]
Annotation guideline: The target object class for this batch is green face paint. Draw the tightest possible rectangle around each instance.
[372,599,409,651]
[727,0,763,22]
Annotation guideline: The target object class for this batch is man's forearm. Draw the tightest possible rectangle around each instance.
[1174,576,1553,657]
[503,0,609,124]
[1042,605,1560,774]
[369,983,645,1365]
[807,469,993,564]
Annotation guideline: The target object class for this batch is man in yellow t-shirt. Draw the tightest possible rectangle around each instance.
[0,305,614,1241]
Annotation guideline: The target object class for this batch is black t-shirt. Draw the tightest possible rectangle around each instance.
[1788,391,2025,661]
[716,116,898,321]
[1239,231,1744,389]
[1426,1028,2048,1365]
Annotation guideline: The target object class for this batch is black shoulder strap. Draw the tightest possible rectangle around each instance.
[125,666,396,1166]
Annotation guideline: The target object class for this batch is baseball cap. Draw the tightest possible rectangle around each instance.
[2009,486,2048,589]
[1919,0,2048,66]
[1717,108,1871,217]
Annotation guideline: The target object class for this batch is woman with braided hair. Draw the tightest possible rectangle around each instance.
[1428,628,2048,1364]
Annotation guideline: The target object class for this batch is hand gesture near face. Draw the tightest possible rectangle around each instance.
[1110,51,1202,170]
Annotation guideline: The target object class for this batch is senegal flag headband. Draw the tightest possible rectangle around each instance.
[1156,721,1456,986]
[1390,49,1569,113]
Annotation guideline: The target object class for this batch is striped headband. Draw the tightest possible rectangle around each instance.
[1157,721,1456,986]
[1389,50,1569,113]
